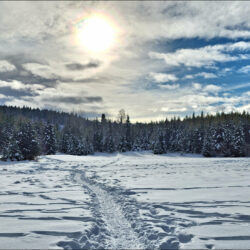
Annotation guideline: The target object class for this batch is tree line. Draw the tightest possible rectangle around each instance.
[0,105,249,161]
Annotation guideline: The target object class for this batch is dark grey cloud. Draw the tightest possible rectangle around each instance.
[0,56,58,88]
[0,56,103,87]
[42,96,103,104]
[0,86,36,98]
[0,69,58,88]
[161,2,186,17]
[58,77,98,84]
[4,54,45,66]
[0,58,103,89]
[65,61,101,71]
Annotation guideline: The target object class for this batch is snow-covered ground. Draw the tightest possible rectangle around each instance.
[0,152,249,249]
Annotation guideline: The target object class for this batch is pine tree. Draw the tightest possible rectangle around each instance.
[132,137,142,151]
[202,129,214,157]
[8,135,23,161]
[61,131,71,154]
[0,121,13,154]
[163,128,171,152]
[86,137,94,155]
[222,122,234,156]
[153,134,164,154]
[18,122,39,160]
[191,128,204,154]
[231,125,245,157]
[3,131,23,161]
[125,115,132,151]
[212,125,225,156]
[43,123,56,155]
[75,137,86,155]
[104,121,115,153]
[105,135,116,153]
[118,136,127,152]
[1,142,11,161]
[70,135,79,155]
[93,131,103,152]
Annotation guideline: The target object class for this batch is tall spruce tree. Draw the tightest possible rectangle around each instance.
[125,115,132,151]
[231,125,245,157]
[202,128,214,157]
[43,123,56,155]
[18,122,39,160]
[2,129,23,161]
[153,133,165,154]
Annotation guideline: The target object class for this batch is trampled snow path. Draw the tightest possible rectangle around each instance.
[76,172,144,249]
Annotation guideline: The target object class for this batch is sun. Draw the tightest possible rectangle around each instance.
[75,14,116,52]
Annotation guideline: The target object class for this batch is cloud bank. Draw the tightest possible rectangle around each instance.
[0,2,249,121]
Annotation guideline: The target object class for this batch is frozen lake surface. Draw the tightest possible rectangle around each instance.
[0,152,249,249]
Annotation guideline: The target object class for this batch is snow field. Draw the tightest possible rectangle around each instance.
[0,152,250,249]
[62,152,250,249]
[0,159,93,249]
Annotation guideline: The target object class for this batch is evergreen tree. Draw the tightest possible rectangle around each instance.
[2,142,11,161]
[132,137,142,151]
[104,121,115,153]
[231,125,245,157]
[8,136,23,161]
[191,128,204,154]
[118,136,127,152]
[61,131,72,154]
[18,122,39,160]
[153,134,164,154]
[125,115,132,151]
[212,125,225,156]
[105,135,116,153]
[163,128,171,152]
[43,123,56,155]
[0,121,13,153]
[75,137,86,155]
[85,137,94,155]
[3,130,23,161]
[202,129,214,157]
[222,122,234,156]
[93,119,103,152]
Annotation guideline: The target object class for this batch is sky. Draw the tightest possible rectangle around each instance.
[0,1,250,122]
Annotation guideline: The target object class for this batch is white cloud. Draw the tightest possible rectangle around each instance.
[238,65,250,74]
[149,41,250,68]
[22,63,57,79]
[218,67,232,76]
[225,82,250,91]
[2,2,250,44]
[159,84,180,90]
[0,80,45,92]
[149,72,178,82]
[185,72,217,79]
[203,84,221,93]
[185,75,194,79]
[192,83,202,90]
[0,60,16,72]
[161,107,187,112]
[227,41,250,51]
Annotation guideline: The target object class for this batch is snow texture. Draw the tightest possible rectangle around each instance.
[0,152,250,249]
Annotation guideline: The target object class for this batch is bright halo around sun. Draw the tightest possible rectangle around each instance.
[75,14,116,53]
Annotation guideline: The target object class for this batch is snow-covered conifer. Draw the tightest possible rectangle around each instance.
[18,122,39,160]
[43,123,56,155]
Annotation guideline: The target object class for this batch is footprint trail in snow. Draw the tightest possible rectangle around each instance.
[76,172,144,249]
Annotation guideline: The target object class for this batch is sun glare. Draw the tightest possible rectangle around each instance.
[75,15,115,52]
